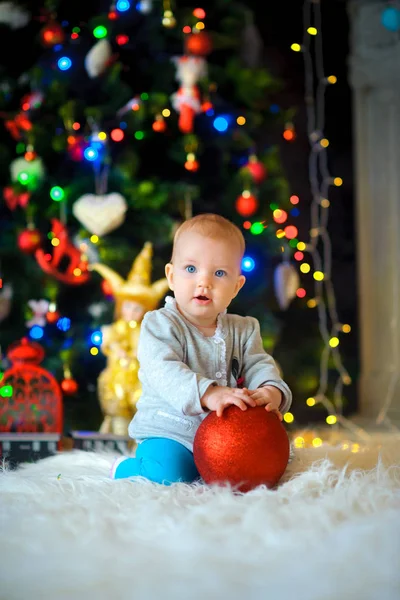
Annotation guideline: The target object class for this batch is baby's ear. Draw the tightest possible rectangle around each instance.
[234,274,246,297]
[165,263,174,290]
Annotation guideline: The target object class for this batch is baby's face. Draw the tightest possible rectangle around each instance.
[165,231,245,328]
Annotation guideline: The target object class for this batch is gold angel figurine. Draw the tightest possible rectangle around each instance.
[91,242,169,436]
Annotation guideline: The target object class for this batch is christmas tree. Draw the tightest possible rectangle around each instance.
[0,0,309,433]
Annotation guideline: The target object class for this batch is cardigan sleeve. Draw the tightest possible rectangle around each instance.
[240,317,292,413]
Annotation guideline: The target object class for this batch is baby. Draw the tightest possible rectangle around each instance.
[111,213,292,484]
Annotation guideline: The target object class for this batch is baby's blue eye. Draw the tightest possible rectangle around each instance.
[215,270,226,278]
[186,265,196,273]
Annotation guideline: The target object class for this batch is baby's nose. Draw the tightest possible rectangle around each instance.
[198,273,212,288]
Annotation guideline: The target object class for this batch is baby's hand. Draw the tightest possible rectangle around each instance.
[248,386,283,420]
[201,385,256,417]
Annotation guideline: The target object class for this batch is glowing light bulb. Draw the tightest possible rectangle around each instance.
[313,271,324,281]
[306,397,316,407]
[307,27,317,35]
[283,412,294,423]
[326,415,337,425]
[300,263,310,274]
[329,337,339,348]
[291,43,301,52]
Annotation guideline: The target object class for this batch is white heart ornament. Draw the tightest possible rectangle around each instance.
[72,193,128,236]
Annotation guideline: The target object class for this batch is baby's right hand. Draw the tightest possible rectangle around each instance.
[201,385,256,417]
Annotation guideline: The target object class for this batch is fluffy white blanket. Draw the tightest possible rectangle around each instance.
[1,440,400,600]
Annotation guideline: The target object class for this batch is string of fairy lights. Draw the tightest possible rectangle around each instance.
[286,0,372,444]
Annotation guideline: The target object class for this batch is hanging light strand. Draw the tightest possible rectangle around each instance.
[298,0,370,440]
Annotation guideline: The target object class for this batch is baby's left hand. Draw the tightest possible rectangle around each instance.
[248,386,283,421]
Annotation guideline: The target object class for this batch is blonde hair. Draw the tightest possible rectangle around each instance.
[172,213,245,261]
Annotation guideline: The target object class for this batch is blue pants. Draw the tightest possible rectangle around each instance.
[112,437,200,485]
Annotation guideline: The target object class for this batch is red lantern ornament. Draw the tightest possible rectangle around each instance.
[235,191,258,217]
[61,377,78,395]
[185,31,213,56]
[0,338,63,434]
[193,406,290,492]
[40,20,65,48]
[35,219,90,285]
[243,156,267,185]
[18,227,42,254]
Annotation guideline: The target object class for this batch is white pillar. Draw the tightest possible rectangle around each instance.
[348,0,400,423]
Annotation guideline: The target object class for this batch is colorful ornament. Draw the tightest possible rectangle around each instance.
[72,193,128,237]
[152,115,167,132]
[10,156,45,190]
[46,310,61,324]
[61,377,78,395]
[35,219,90,285]
[0,2,30,29]
[185,31,213,56]
[26,299,49,328]
[171,56,207,134]
[3,186,30,210]
[283,123,296,142]
[67,135,86,162]
[0,338,63,434]
[193,406,290,492]
[85,39,113,78]
[4,112,32,140]
[39,20,65,47]
[235,191,258,217]
[243,156,267,184]
[274,261,300,310]
[137,0,153,13]
[17,227,42,254]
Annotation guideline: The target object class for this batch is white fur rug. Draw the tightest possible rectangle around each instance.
[1,439,400,600]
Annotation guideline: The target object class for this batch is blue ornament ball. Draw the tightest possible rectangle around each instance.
[381,7,400,32]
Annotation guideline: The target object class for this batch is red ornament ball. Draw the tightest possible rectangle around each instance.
[235,192,258,217]
[61,378,79,395]
[244,159,267,184]
[193,406,290,492]
[18,228,42,254]
[40,21,65,47]
[46,310,60,324]
[185,31,213,56]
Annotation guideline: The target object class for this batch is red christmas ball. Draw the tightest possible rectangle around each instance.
[18,228,42,254]
[235,192,258,217]
[40,21,65,47]
[193,406,290,492]
[46,310,60,324]
[61,378,79,395]
[185,31,213,56]
[244,160,267,185]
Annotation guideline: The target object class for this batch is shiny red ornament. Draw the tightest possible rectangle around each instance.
[46,310,60,324]
[40,21,65,47]
[0,338,63,434]
[61,377,78,395]
[18,228,42,254]
[243,159,267,184]
[185,31,213,56]
[235,193,258,217]
[193,406,290,492]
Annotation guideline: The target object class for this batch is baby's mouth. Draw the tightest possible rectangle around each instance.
[194,295,212,304]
